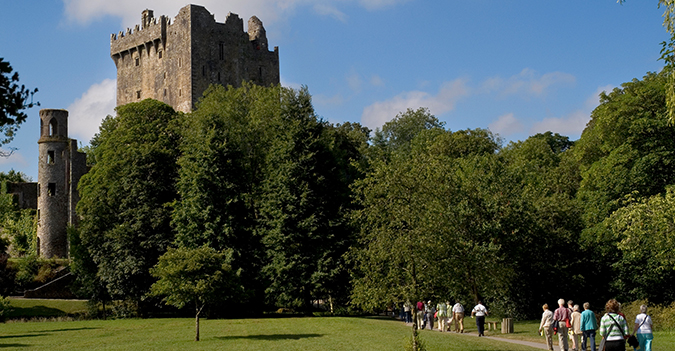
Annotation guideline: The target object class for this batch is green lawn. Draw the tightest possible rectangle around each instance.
[6,298,88,318]
[0,316,544,351]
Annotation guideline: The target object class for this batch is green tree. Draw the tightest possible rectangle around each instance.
[258,87,357,312]
[369,107,445,160]
[602,188,675,303]
[149,245,241,341]
[0,58,39,151]
[76,99,180,309]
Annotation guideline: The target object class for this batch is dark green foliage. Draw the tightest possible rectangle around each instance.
[0,58,38,147]
[76,99,180,306]
[173,84,363,312]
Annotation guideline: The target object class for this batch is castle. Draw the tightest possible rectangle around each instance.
[111,4,280,112]
[8,5,280,258]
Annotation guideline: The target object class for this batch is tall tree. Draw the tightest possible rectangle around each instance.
[76,99,180,309]
[0,58,38,152]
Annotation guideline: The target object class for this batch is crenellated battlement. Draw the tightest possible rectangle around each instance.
[110,13,169,58]
[112,4,279,113]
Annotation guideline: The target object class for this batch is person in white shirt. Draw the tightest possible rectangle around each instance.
[539,304,554,351]
[471,301,488,336]
[452,300,464,333]
[634,304,653,351]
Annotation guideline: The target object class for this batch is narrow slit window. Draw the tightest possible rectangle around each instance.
[136,90,141,99]
[135,57,140,66]
[158,51,163,59]
[219,42,224,60]
[47,150,54,164]
[47,183,56,196]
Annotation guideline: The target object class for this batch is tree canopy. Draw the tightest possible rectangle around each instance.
[0,58,38,149]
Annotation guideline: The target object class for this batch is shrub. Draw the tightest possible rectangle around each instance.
[621,299,675,331]
[0,296,12,322]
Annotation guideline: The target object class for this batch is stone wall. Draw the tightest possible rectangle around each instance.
[111,4,279,113]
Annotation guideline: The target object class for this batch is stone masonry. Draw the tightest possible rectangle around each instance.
[111,4,280,112]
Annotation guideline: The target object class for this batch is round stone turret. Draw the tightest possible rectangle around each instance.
[37,109,70,258]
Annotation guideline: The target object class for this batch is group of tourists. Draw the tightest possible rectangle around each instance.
[538,298,653,351]
[398,300,488,336]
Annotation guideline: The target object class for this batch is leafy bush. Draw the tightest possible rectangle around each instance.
[0,296,12,322]
[622,299,675,331]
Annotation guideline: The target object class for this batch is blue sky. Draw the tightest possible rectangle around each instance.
[0,0,669,180]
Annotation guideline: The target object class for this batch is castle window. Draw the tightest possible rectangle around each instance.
[136,91,141,99]
[178,58,182,67]
[164,89,167,97]
[158,51,163,59]
[163,72,166,79]
[219,42,224,60]
[135,57,140,66]
[47,183,56,197]
[47,150,55,164]
[49,118,58,136]
[218,72,221,82]
[179,89,181,97]
[37,209,40,221]
[202,66,206,77]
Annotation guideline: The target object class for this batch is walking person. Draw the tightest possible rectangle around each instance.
[404,300,412,324]
[436,301,448,332]
[571,304,582,351]
[452,300,464,333]
[598,299,629,351]
[471,300,488,337]
[581,302,598,351]
[634,304,653,351]
[538,304,555,351]
[425,300,435,330]
[554,298,571,351]
[416,300,425,330]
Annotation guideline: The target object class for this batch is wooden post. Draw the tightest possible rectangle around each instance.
[501,318,513,334]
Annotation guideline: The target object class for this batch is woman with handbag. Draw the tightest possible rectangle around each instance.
[633,304,653,351]
[598,299,629,351]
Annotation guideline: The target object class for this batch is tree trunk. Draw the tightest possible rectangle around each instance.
[195,302,201,341]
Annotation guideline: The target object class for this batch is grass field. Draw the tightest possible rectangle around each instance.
[6,298,88,318]
[0,316,545,351]
[3,299,675,350]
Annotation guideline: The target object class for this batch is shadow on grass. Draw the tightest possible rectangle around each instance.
[8,306,66,318]
[0,334,48,340]
[35,327,99,333]
[216,333,323,341]
[0,344,28,348]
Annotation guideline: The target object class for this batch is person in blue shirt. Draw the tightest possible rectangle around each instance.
[581,302,598,351]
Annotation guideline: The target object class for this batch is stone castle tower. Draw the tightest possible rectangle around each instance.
[110,4,280,112]
[36,109,87,258]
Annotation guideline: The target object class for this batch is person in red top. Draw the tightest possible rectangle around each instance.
[416,301,425,330]
[554,298,571,351]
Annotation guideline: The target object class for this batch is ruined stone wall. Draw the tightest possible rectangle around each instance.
[111,4,279,113]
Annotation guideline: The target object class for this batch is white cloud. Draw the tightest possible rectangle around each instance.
[361,79,469,130]
[63,0,408,28]
[529,85,612,137]
[488,113,525,137]
[313,4,347,22]
[370,75,384,87]
[66,78,116,144]
[0,150,29,169]
[482,68,576,98]
[347,69,364,92]
[357,0,412,10]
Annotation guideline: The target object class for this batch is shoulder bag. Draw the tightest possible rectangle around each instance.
[627,314,648,348]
